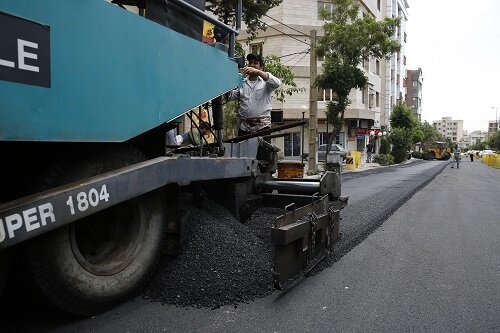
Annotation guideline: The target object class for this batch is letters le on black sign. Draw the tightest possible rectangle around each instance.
[0,11,51,88]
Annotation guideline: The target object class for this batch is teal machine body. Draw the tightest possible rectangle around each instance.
[0,0,240,142]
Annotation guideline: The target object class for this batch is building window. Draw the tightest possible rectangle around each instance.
[284,132,301,157]
[375,59,380,75]
[318,132,340,145]
[369,89,375,108]
[376,92,380,107]
[363,57,369,71]
[318,1,336,20]
[404,32,407,43]
[250,43,263,55]
[318,88,335,101]
[403,56,406,65]
[377,0,381,10]
[362,88,366,104]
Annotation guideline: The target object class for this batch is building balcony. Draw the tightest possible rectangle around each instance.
[344,108,376,121]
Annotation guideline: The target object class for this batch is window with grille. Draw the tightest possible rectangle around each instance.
[250,43,263,56]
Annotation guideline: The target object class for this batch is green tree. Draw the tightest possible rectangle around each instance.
[389,127,412,163]
[418,120,442,151]
[390,102,416,130]
[471,140,487,151]
[208,0,282,41]
[389,102,423,151]
[223,100,238,138]
[264,55,305,103]
[488,131,500,151]
[314,0,401,150]
[379,137,391,155]
[411,128,425,146]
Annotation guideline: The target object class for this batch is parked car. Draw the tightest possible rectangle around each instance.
[318,144,347,161]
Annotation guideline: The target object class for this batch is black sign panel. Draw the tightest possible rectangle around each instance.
[0,11,51,87]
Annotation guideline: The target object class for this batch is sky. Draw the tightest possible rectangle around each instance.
[405,0,500,133]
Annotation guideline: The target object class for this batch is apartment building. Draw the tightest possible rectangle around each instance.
[487,120,499,140]
[457,130,469,149]
[383,0,409,130]
[469,130,488,146]
[238,0,409,158]
[433,117,464,144]
[405,68,423,121]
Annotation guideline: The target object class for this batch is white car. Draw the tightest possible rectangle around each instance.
[317,144,347,161]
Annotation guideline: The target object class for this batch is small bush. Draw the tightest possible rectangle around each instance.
[391,149,408,163]
[306,168,320,175]
[373,154,395,166]
[412,151,423,159]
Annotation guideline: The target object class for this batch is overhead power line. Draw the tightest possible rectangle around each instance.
[257,19,311,47]
[279,49,310,59]
[263,14,309,38]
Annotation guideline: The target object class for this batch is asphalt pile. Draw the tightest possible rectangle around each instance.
[144,201,282,309]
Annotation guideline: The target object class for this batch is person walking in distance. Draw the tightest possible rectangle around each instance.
[469,151,474,162]
[451,145,461,168]
[366,142,373,163]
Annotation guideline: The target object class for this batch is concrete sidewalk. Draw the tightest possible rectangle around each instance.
[279,157,422,179]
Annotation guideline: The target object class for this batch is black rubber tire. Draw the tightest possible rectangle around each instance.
[22,146,166,316]
[424,152,435,160]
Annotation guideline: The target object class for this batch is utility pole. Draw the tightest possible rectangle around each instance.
[308,30,318,171]
[493,107,499,132]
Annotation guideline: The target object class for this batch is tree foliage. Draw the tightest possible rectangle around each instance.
[264,55,305,103]
[390,103,423,146]
[470,140,487,151]
[488,130,500,151]
[418,121,443,151]
[314,0,401,142]
[389,127,412,163]
[390,102,416,130]
[207,0,282,40]
[223,100,238,138]
[379,137,391,155]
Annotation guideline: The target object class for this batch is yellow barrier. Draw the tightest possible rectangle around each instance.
[353,151,361,167]
[487,154,495,166]
[493,156,500,169]
[345,156,356,170]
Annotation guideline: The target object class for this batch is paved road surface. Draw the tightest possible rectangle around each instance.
[1,160,498,332]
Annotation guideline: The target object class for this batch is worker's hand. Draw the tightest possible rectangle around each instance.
[242,66,261,76]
